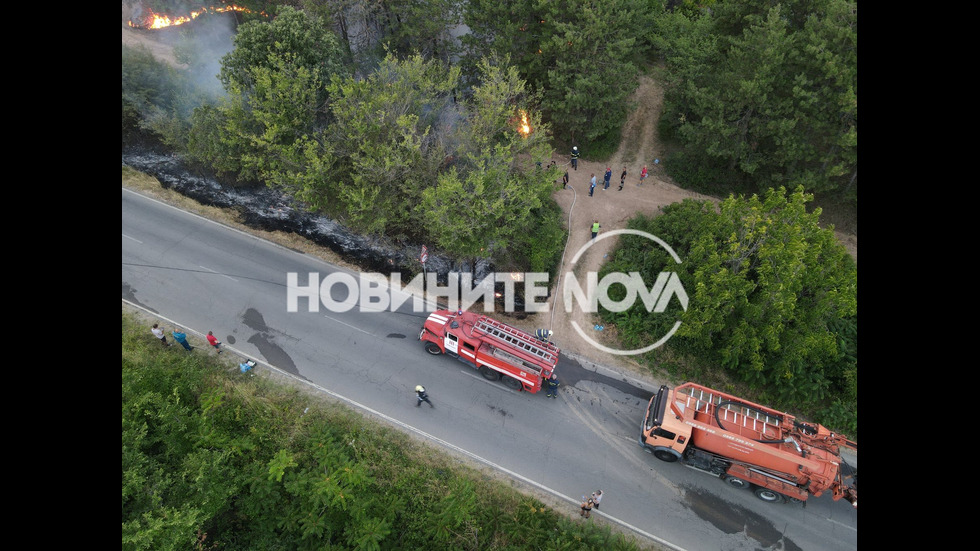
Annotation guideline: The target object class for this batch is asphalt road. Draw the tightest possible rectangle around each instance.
[122,187,859,551]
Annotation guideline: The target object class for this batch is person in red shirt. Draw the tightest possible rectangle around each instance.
[206,331,222,354]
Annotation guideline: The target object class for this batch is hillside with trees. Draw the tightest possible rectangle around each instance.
[122,0,857,446]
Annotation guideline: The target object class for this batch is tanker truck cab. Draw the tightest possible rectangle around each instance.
[640,385,693,462]
[638,382,858,507]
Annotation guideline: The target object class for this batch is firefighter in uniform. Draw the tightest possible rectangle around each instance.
[545,374,560,398]
[571,146,579,170]
[415,385,433,408]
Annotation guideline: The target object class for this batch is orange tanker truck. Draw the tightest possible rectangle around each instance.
[639,382,857,507]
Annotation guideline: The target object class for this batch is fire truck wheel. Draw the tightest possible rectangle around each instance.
[753,487,785,503]
[424,342,443,355]
[479,366,501,381]
[502,375,523,391]
[724,476,750,490]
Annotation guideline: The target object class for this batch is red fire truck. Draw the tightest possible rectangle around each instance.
[418,309,559,394]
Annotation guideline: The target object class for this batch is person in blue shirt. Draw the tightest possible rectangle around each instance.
[172,327,192,351]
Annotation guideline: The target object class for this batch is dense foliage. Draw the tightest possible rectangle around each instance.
[461,0,659,151]
[121,313,645,550]
[123,5,566,273]
[598,187,857,435]
[653,0,857,202]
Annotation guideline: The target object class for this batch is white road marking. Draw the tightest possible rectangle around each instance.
[199,265,238,282]
[826,517,858,532]
[323,314,373,336]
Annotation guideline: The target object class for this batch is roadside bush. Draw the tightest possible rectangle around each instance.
[506,198,567,275]
[122,44,181,144]
[122,312,645,550]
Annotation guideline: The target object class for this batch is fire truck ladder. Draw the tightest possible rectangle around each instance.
[474,317,558,364]
[680,386,782,439]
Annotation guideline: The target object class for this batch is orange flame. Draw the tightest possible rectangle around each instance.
[128,5,256,30]
[518,110,531,137]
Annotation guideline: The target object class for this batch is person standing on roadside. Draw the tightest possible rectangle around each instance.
[591,490,603,509]
[603,166,612,190]
[172,327,192,351]
[571,146,579,170]
[639,165,648,185]
[580,497,594,519]
[151,323,170,347]
[545,373,560,398]
[562,170,569,189]
[589,174,597,196]
[206,331,222,354]
[591,219,601,239]
[618,167,627,191]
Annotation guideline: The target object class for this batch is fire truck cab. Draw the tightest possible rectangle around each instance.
[419,309,559,394]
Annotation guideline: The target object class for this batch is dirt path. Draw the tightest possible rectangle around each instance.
[504,75,718,384]
[511,75,855,385]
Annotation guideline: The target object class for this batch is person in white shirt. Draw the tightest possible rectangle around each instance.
[151,323,170,347]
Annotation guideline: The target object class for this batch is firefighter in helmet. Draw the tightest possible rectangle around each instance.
[415,385,433,408]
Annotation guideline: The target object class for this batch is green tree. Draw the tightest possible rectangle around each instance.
[122,43,211,150]
[459,0,545,86]
[326,51,461,238]
[186,6,350,191]
[657,0,857,200]
[601,186,856,403]
[297,0,464,70]
[420,56,554,268]
[234,52,340,201]
[218,5,346,97]
[462,0,658,146]
[544,0,643,144]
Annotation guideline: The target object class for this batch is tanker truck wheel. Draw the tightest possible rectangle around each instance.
[724,476,750,490]
[653,450,679,462]
[753,487,785,503]
[424,342,443,355]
